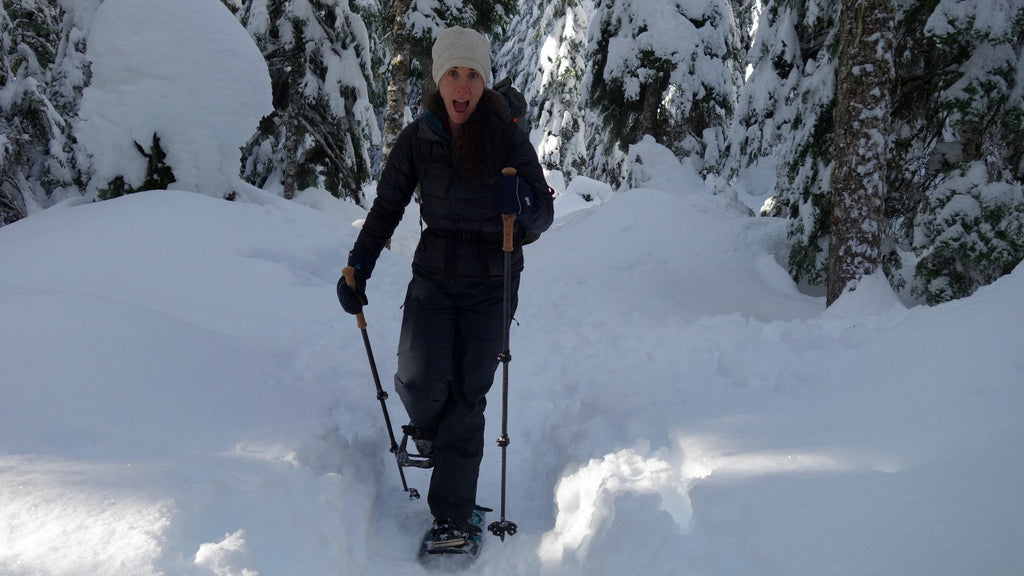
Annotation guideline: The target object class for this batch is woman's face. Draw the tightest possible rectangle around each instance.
[437,66,485,126]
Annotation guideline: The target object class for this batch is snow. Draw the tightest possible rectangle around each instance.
[75,0,272,200]
[2,2,1024,575]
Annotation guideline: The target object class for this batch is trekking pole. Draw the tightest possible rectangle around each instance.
[342,267,420,500]
[488,167,519,541]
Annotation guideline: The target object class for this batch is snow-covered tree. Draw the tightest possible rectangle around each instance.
[0,0,83,227]
[754,0,840,288]
[239,0,379,201]
[496,0,593,180]
[826,0,894,305]
[746,0,1024,302]
[730,0,759,54]
[905,0,1024,303]
[722,0,802,180]
[46,0,95,194]
[49,0,94,121]
[586,0,744,187]
[0,4,15,224]
[912,163,1024,304]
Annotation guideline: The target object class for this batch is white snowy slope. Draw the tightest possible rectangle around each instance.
[1,158,1022,575]
[2,0,1022,574]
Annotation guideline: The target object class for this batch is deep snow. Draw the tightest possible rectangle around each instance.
[2,1,1023,575]
[4,168,1023,576]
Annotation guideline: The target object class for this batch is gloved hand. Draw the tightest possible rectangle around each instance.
[493,173,536,217]
[336,247,372,314]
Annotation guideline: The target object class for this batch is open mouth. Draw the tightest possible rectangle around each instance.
[452,100,469,114]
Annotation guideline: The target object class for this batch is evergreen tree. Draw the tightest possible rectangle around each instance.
[740,0,1024,302]
[722,0,804,183]
[0,3,15,224]
[46,0,92,198]
[239,0,379,201]
[0,0,80,227]
[904,0,1024,303]
[496,0,593,180]
[755,0,841,288]
[585,0,744,187]
[48,0,92,119]
[730,0,759,55]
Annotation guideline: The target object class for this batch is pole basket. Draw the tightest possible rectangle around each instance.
[488,519,518,541]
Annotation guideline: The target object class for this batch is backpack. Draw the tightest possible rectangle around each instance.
[493,76,529,133]
[492,77,551,245]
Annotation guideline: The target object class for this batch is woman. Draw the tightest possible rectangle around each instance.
[336,27,554,548]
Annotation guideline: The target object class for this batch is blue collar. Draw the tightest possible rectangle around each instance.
[424,110,450,139]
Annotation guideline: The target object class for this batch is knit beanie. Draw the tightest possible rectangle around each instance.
[431,27,492,86]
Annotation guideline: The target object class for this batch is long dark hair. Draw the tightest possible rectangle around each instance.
[426,89,512,183]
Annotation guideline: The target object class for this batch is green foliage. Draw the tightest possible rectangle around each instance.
[3,1,58,74]
[136,134,176,191]
[780,92,837,286]
[897,3,1024,303]
[494,0,591,179]
[785,186,831,286]
[350,0,386,111]
[1,0,86,226]
[97,134,177,201]
[96,175,132,201]
[238,0,377,201]
[457,0,519,34]
[240,114,282,190]
[586,0,740,185]
[220,0,242,15]
[747,0,902,291]
[912,163,1024,304]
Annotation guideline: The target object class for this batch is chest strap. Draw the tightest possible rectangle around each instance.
[427,227,523,246]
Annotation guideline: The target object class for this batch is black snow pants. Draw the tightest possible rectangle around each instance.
[394,269,520,520]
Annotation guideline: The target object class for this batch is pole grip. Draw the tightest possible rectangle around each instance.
[501,167,517,252]
[341,266,367,330]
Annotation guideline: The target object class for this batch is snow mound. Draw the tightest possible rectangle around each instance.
[77,0,272,199]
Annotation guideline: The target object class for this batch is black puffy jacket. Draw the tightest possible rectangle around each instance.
[354,91,554,281]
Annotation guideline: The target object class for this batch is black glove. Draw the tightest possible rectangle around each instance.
[336,247,372,314]
[494,173,536,217]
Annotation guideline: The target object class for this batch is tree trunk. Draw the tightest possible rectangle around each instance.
[640,76,665,143]
[283,29,304,201]
[381,0,410,166]
[826,0,894,305]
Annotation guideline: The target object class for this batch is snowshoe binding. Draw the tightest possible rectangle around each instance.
[398,425,434,469]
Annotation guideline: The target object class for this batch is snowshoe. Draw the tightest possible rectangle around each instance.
[417,506,489,564]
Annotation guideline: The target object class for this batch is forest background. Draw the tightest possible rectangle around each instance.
[2,0,1023,305]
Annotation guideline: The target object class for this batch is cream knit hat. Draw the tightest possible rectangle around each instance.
[431,27,492,86]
